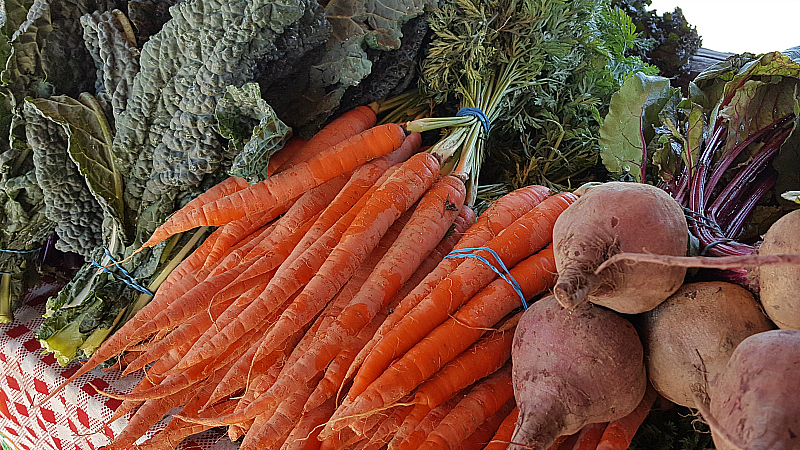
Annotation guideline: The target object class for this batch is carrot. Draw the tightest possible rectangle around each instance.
[106,365,228,450]
[239,372,326,450]
[267,171,461,358]
[304,299,391,413]
[281,396,337,450]
[157,226,221,295]
[201,206,284,270]
[276,105,378,173]
[257,174,465,429]
[347,185,552,399]
[141,122,407,249]
[120,292,240,376]
[352,192,577,397]
[35,225,264,407]
[452,396,516,450]
[111,298,280,402]
[266,132,422,294]
[566,422,609,450]
[335,312,521,438]
[132,399,238,450]
[388,392,464,450]
[345,244,556,420]
[268,135,309,176]
[484,405,519,450]
[184,203,419,428]
[418,363,514,450]
[180,152,441,375]
[352,402,415,450]
[210,145,414,309]
[595,384,658,450]
[341,205,475,392]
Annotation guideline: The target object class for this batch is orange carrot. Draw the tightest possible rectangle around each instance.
[484,406,519,450]
[183,202,419,428]
[179,152,440,376]
[353,402,415,450]
[281,396,337,450]
[120,292,240,376]
[209,133,420,308]
[304,299,390,413]
[276,105,378,173]
[347,185,551,399]
[132,399,237,450]
[267,171,461,358]
[347,244,556,419]
[418,363,515,450]
[157,226,221,295]
[389,392,465,450]
[207,171,348,277]
[239,372,326,450]
[257,175,465,431]
[351,192,576,403]
[595,384,658,450]
[336,312,521,438]
[267,132,422,293]
[340,205,475,392]
[201,206,284,270]
[106,358,235,450]
[268,135,309,176]
[141,122,407,249]
[566,422,609,450]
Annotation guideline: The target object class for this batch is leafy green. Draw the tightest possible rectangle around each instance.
[599,51,800,267]
[599,71,674,182]
[216,83,292,183]
[26,94,126,238]
[611,0,701,82]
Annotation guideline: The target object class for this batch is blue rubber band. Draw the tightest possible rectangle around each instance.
[0,248,40,254]
[92,247,154,296]
[456,107,491,134]
[443,247,528,310]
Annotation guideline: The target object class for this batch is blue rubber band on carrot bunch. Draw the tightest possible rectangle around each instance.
[456,107,491,134]
[92,246,154,296]
[443,247,527,309]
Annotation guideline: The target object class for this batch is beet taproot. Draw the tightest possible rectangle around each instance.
[700,329,800,450]
[552,182,688,314]
[641,281,773,408]
[757,209,800,329]
[509,295,647,450]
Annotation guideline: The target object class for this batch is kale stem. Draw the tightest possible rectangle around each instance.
[0,273,12,323]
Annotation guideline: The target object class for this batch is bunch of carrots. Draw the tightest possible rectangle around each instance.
[38,104,655,450]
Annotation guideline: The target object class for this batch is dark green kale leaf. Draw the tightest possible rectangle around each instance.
[112,0,324,239]
[23,100,105,258]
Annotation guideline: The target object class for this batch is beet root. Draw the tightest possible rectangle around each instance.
[552,182,688,314]
[641,281,774,408]
[757,209,800,329]
[701,329,800,450]
[509,295,647,450]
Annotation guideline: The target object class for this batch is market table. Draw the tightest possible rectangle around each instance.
[0,293,239,450]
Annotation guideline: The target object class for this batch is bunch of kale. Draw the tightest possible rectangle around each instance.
[0,0,432,362]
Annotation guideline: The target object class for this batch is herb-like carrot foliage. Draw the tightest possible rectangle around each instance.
[350,192,576,400]
[141,122,407,249]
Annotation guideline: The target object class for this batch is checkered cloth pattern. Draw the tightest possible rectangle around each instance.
[0,295,239,450]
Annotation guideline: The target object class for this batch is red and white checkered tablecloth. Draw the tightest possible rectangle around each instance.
[0,292,240,450]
